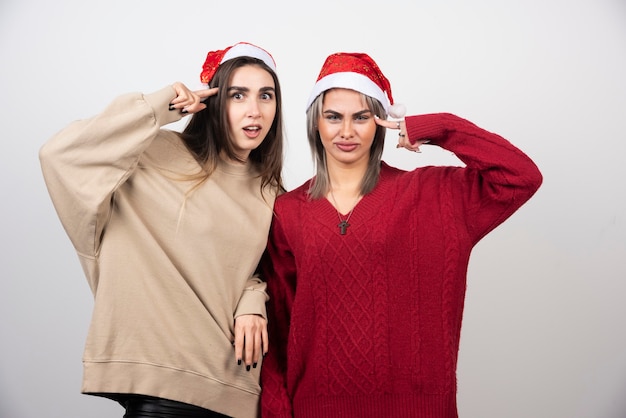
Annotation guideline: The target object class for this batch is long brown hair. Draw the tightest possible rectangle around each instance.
[305,90,387,199]
[181,56,285,196]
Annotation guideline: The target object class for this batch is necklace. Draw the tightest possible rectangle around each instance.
[329,189,360,235]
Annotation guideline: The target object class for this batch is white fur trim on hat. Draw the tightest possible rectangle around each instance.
[305,72,391,112]
[222,43,276,72]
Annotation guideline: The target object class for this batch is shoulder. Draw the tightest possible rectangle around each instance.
[276,180,311,203]
[379,161,418,184]
[273,180,314,222]
[379,161,460,193]
[144,130,185,154]
[380,161,405,176]
[141,130,196,170]
[381,160,459,179]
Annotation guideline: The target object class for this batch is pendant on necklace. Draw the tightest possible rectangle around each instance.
[329,189,360,236]
[338,220,350,235]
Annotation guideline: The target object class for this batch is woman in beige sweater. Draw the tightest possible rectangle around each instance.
[39,42,284,418]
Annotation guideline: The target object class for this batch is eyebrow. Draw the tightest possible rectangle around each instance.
[323,109,372,117]
[227,86,276,93]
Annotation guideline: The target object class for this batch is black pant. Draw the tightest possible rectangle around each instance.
[122,395,231,418]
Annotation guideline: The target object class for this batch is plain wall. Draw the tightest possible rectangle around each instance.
[1,0,625,417]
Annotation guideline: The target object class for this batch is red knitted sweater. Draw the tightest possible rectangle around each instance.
[260,113,542,418]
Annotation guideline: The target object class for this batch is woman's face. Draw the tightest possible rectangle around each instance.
[225,65,277,161]
[317,88,377,168]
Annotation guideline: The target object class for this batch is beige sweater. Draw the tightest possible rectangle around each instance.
[39,86,276,418]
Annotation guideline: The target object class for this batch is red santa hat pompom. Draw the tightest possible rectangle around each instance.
[200,41,277,85]
[305,52,405,118]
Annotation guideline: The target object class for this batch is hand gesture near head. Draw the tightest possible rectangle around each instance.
[168,81,218,114]
[375,116,429,152]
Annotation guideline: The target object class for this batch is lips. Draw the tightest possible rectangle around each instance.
[243,125,262,139]
[335,142,358,152]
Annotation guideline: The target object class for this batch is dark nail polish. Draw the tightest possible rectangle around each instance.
[246,365,251,372]
[237,359,241,366]
[253,363,257,369]
[181,109,188,114]
[168,105,175,111]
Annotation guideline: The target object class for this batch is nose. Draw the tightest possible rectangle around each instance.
[340,120,354,138]
[247,99,261,118]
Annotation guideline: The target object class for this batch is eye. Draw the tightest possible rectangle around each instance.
[324,114,341,122]
[260,92,274,100]
[231,92,244,100]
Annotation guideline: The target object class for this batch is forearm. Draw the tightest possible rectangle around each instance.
[405,112,542,197]
[405,113,542,240]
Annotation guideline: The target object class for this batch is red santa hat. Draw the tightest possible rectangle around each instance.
[305,52,406,118]
[200,41,276,85]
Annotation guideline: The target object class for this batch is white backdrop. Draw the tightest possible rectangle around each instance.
[1,0,625,417]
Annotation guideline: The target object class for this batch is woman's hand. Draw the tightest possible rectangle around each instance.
[375,116,429,152]
[169,81,218,114]
[234,314,268,371]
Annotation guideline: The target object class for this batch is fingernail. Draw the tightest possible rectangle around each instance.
[253,363,258,369]
[237,359,241,366]
[181,109,188,114]
[246,365,251,372]
[168,105,175,111]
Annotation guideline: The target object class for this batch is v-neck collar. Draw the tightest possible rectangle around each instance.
[306,163,394,234]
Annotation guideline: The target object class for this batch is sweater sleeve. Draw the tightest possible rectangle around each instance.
[234,274,269,319]
[405,113,543,242]
[39,86,182,262]
[260,209,296,417]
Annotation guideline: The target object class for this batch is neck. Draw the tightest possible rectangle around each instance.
[327,175,364,216]
[327,162,366,196]
[220,149,249,165]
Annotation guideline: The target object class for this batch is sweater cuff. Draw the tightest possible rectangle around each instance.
[143,85,182,128]
[234,289,268,320]
[405,113,453,145]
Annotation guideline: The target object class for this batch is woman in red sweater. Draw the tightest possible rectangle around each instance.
[260,52,542,418]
